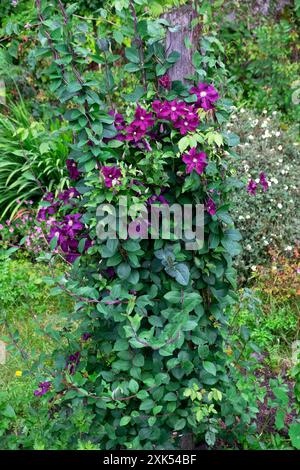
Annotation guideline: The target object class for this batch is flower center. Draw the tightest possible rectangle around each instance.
[140,116,144,120]
[193,158,198,163]
[171,106,176,111]
[68,220,73,226]
[184,121,188,126]
[200,91,207,97]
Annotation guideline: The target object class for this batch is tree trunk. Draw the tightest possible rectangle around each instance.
[163,5,201,83]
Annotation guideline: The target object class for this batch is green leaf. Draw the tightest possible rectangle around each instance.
[117,262,131,280]
[125,47,140,64]
[66,82,82,94]
[2,404,16,418]
[203,361,217,376]
[128,379,139,394]
[120,416,131,426]
[165,263,190,286]
[164,291,181,304]
[174,418,186,431]
[166,51,180,63]
[289,423,300,449]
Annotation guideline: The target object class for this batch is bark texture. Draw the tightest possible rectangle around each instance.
[163,5,201,83]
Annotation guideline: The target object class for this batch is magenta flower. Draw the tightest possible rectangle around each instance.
[37,201,60,222]
[58,187,80,204]
[158,75,171,89]
[133,106,154,131]
[105,267,116,278]
[63,214,84,236]
[66,351,80,375]
[152,100,165,118]
[259,172,269,192]
[247,179,257,195]
[190,82,219,110]
[101,166,122,188]
[82,333,91,341]
[174,114,199,135]
[43,192,54,203]
[66,159,80,180]
[109,110,125,130]
[147,194,168,205]
[125,122,146,142]
[182,147,207,175]
[159,100,187,122]
[34,381,51,397]
[206,198,216,215]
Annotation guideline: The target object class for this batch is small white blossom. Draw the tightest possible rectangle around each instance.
[277,203,283,209]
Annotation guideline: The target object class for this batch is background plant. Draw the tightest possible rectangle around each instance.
[0,98,71,219]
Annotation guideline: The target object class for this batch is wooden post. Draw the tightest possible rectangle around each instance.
[163,5,201,83]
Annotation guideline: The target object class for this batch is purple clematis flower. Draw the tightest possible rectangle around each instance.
[63,214,84,237]
[259,172,269,192]
[105,267,116,278]
[125,122,147,142]
[43,192,54,203]
[109,110,126,130]
[206,198,216,215]
[247,179,257,195]
[147,194,168,205]
[66,351,80,375]
[34,381,51,397]
[190,82,219,110]
[159,100,187,122]
[133,106,155,131]
[58,187,80,204]
[182,148,207,175]
[101,166,122,188]
[152,100,165,119]
[174,114,199,135]
[158,75,171,89]
[82,332,91,341]
[66,159,80,180]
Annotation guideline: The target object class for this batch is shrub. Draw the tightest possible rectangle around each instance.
[219,9,300,121]
[229,108,299,279]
